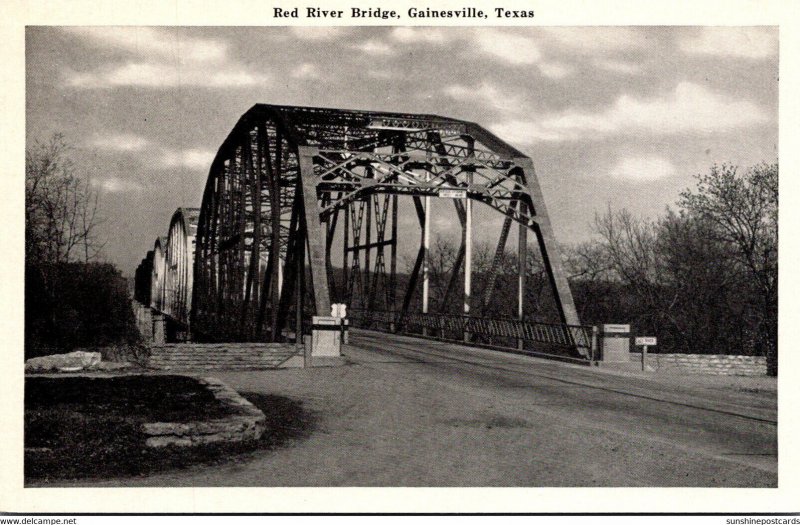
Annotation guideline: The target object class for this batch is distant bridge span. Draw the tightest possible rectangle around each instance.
[135,104,591,359]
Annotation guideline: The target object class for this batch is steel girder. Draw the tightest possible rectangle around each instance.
[160,208,199,329]
[150,236,167,312]
[190,104,581,353]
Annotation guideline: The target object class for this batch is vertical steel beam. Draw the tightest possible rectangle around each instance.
[275,196,301,336]
[422,142,432,336]
[242,138,258,336]
[297,224,305,345]
[514,158,581,333]
[297,146,332,316]
[464,191,472,342]
[343,201,350,303]
[389,194,398,312]
[364,188,372,301]
[347,202,364,306]
[325,194,340,301]
[517,197,527,351]
[400,196,426,322]
[269,129,283,340]
[480,200,516,313]
[439,202,466,314]
[236,147,247,315]
[464,138,475,342]
[250,131,263,317]
[421,183,431,334]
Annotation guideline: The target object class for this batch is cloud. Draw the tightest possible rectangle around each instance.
[490,82,769,144]
[593,59,641,75]
[160,148,215,170]
[91,176,143,193]
[609,156,676,182]
[538,27,650,53]
[62,27,267,89]
[355,39,394,55]
[88,130,217,171]
[291,63,322,79]
[289,27,345,41]
[538,62,574,79]
[471,29,575,78]
[678,27,777,59]
[87,130,216,171]
[390,27,450,44]
[62,27,228,63]
[367,70,393,80]
[475,29,541,65]
[89,133,149,152]
[443,82,524,114]
[66,63,267,88]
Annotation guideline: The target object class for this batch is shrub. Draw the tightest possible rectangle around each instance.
[25,262,141,358]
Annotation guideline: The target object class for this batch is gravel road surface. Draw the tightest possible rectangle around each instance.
[66,330,777,487]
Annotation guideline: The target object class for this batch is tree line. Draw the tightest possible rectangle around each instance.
[25,134,140,357]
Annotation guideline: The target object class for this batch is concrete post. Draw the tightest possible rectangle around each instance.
[311,316,341,357]
[517,201,527,352]
[600,324,630,362]
[304,334,313,368]
[140,305,153,342]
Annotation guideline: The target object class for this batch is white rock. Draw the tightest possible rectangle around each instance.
[25,351,102,372]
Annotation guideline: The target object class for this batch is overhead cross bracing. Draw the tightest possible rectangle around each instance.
[183,104,587,358]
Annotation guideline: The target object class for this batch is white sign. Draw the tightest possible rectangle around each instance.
[635,337,657,346]
[438,188,467,199]
[330,303,347,318]
[603,324,630,333]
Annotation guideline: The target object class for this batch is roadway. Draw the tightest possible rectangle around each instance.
[66,329,778,487]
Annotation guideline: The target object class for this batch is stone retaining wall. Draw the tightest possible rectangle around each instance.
[142,377,266,447]
[147,342,303,370]
[648,353,766,376]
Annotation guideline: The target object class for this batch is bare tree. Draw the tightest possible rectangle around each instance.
[26,134,104,264]
[593,207,665,314]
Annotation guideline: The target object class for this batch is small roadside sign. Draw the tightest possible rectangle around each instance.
[635,337,657,346]
[438,188,467,199]
[603,324,630,333]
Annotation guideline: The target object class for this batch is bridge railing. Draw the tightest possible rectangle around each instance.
[347,309,594,363]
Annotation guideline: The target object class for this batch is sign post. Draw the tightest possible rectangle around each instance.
[634,336,657,371]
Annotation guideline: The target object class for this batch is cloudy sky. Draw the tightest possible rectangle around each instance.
[26,26,778,276]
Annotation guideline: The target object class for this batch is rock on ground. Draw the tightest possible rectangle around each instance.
[25,351,102,373]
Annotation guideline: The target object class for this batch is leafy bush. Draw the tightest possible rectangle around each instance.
[25,262,141,358]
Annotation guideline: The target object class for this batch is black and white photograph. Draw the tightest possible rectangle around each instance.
[3,0,796,516]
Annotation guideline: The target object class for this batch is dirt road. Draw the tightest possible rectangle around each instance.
[71,330,777,487]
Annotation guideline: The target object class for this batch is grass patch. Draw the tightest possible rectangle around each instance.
[25,376,313,484]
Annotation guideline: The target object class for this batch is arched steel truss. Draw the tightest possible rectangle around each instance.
[140,208,199,335]
[191,105,583,355]
[150,236,167,312]
[162,208,199,328]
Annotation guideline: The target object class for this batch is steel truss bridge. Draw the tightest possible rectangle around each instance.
[134,104,593,360]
